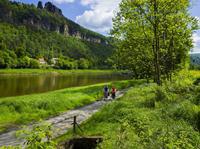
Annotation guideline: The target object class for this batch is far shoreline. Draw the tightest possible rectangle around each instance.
[0,69,127,75]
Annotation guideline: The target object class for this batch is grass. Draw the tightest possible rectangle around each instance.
[57,71,200,149]
[0,79,144,133]
[0,69,123,75]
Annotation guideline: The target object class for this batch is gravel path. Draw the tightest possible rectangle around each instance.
[0,88,128,147]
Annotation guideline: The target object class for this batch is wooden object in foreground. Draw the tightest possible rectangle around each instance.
[60,136,103,149]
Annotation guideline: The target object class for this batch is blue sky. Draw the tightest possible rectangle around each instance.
[190,0,200,53]
[13,0,200,53]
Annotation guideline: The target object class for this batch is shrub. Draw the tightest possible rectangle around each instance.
[172,101,200,129]
[17,123,57,149]
[196,111,200,131]
[192,93,200,105]
[78,58,90,69]
[193,78,200,85]
[55,58,78,69]
[0,50,17,68]
[17,56,30,68]
[29,58,40,68]
[144,98,155,108]
[155,87,167,102]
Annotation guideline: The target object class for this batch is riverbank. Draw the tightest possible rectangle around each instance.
[0,79,144,133]
[0,69,125,75]
[56,71,200,148]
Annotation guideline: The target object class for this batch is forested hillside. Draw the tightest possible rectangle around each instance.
[0,0,113,69]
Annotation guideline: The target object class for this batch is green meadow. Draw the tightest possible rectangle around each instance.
[57,71,200,149]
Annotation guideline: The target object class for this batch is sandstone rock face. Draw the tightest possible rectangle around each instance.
[44,2,62,16]
[59,24,69,36]
[0,1,107,44]
[73,31,82,39]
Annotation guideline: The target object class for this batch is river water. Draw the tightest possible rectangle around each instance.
[0,72,130,98]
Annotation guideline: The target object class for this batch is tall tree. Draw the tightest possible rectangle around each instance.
[112,0,198,85]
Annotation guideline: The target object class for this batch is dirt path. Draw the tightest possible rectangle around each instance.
[0,88,129,147]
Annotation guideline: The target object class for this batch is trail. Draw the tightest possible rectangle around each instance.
[0,88,129,147]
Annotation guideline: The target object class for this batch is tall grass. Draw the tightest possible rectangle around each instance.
[57,71,200,148]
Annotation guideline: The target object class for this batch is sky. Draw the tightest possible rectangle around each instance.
[12,0,200,53]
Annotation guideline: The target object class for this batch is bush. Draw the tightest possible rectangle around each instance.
[55,58,78,69]
[29,58,40,68]
[193,78,200,85]
[78,58,90,69]
[17,123,57,149]
[17,56,30,68]
[144,98,155,108]
[0,50,17,68]
[155,87,167,102]
[0,55,5,68]
[172,101,200,128]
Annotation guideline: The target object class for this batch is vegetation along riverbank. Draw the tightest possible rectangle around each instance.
[0,69,125,75]
[0,80,144,134]
[56,70,200,148]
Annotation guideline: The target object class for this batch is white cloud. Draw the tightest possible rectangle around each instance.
[76,0,122,35]
[51,0,75,4]
[192,32,200,53]
[80,0,93,6]
[191,16,200,53]
[193,33,200,46]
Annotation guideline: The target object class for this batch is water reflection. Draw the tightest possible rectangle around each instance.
[0,73,130,98]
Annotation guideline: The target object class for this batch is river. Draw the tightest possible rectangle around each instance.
[0,72,130,98]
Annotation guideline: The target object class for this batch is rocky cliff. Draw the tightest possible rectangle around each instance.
[0,0,107,44]
[44,2,62,16]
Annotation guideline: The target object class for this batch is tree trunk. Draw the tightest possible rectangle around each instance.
[153,0,161,85]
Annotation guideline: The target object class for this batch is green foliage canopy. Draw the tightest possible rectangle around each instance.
[112,0,198,84]
[0,23,113,69]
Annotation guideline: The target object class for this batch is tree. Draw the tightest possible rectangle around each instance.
[112,0,198,85]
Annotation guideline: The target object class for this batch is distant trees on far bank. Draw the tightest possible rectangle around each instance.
[0,23,114,69]
[0,49,91,69]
